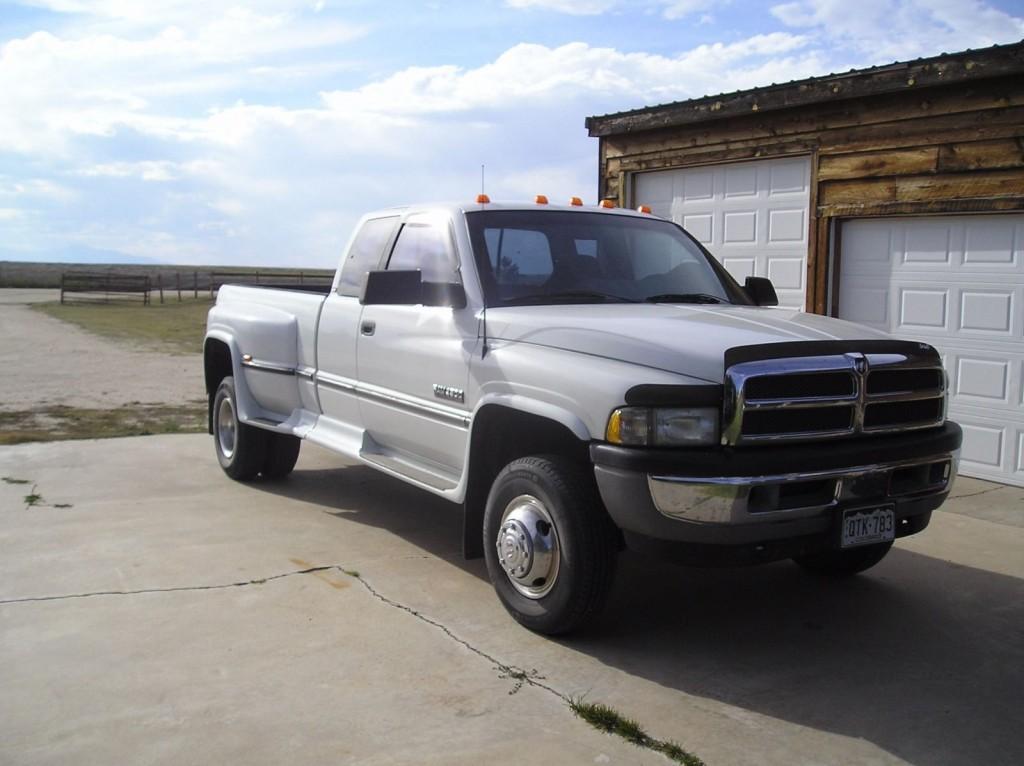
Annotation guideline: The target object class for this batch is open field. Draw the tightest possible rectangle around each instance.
[0,289,204,443]
[34,298,212,355]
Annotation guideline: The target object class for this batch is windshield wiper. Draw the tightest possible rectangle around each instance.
[644,293,726,305]
[502,290,639,305]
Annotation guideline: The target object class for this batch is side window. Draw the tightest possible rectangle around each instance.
[387,217,458,283]
[337,216,399,297]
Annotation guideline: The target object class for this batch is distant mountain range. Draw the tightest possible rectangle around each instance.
[1,246,165,266]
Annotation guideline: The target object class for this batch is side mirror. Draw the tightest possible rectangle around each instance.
[744,276,778,307]
[360,270,422,305]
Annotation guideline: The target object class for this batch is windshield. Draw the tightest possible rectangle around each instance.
[466,210,750,307]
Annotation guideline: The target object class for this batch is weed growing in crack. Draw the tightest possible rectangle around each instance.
[18,485,73,510]
[24,486,43,509]
[3,476,31,485]
[497,666,545,695]
[569,697,705,766]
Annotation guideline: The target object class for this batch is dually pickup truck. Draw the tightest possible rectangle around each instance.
[205,199,962,634]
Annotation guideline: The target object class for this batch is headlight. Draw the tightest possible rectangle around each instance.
[605,406,719,446]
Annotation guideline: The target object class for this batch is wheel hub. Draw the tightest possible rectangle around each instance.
[495,495,560,599]
[217,395,236,459]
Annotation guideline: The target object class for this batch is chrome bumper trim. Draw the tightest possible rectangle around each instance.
[648,452,957,525]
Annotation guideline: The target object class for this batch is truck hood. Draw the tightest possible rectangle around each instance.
[484,304,891,382]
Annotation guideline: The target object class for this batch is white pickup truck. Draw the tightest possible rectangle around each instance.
[205,200,962,634]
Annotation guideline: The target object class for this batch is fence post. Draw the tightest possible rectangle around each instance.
[60,272,66,305]
[194,271,198,300]
[176,272,181,302]
[157,273,164,304]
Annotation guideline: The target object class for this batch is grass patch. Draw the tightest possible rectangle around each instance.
[569,698,705,766]
[33,298,212,355]
[0,403,206,445]
[2,476,31,485]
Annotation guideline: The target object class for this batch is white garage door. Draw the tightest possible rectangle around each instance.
[634,156,811,309]
[838,215,1024,486]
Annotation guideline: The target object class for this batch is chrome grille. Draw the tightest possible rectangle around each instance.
[723,353,945,445]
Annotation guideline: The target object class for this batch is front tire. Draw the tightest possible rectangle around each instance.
[213,376,266,481]
[483,456,618,635]
[793,541,893,576]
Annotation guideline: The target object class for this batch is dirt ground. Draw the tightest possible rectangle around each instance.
[0,289,204,411]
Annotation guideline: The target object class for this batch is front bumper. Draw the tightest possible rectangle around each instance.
[592,422,962,565]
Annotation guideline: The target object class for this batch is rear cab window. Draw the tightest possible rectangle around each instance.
[386,213,461,284]
[337,215,400,297]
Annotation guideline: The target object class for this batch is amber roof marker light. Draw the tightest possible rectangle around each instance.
[637,204,652,214]
[476,193,490,204]
[535,195,549,204]
[599,199,616,209]
[569,196,584,206]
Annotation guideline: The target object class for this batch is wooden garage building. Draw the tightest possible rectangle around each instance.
[586,40,1024,485]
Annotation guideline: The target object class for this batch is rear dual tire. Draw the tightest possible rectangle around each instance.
[213,376,300,481]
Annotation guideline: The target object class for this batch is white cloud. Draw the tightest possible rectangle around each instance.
[660,1,717,20]
[77,161,180,181]
[505,0,614,14]
[771,0,1024,60]
[505,0,717,19]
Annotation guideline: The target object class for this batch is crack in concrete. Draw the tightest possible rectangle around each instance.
[0,565,337,605]
[0,562,691,763]
[950,485,1007,500]
[346,569,565,700]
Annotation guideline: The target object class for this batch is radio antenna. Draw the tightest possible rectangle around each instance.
[480,164,485,196]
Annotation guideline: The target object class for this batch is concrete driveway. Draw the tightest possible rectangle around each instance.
[2,435,1022,766]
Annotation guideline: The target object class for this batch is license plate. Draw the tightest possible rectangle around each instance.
[841,506,895,548]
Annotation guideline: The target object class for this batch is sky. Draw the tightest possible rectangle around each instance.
[1,1,1022,268]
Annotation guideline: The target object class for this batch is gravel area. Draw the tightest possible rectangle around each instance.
[0,288,204,411]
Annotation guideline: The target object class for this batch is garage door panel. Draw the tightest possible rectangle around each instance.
[963,217,1021,264]
[768,208,806,242]
[958,289,1014,333]
[768,160,809,195]
[635,156,811,309]
[899,287,949,330]
[839,214,1024,486]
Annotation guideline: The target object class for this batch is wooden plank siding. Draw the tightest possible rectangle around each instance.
[592,61,1024,314]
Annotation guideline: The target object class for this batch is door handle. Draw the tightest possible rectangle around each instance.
[360,320,376,336]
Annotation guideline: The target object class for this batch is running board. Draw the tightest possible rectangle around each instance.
[360,449,459,491]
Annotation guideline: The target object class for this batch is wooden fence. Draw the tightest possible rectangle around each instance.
[207,269,333,297]
[60,272,152,305]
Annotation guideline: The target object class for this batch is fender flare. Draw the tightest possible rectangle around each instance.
[203,330,277,426]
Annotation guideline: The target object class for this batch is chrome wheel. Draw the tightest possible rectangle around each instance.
[216,394,236,459]
[495,494,560,599]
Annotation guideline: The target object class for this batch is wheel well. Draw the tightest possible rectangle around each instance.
[462,405,594,559]
[204,339,233,433]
